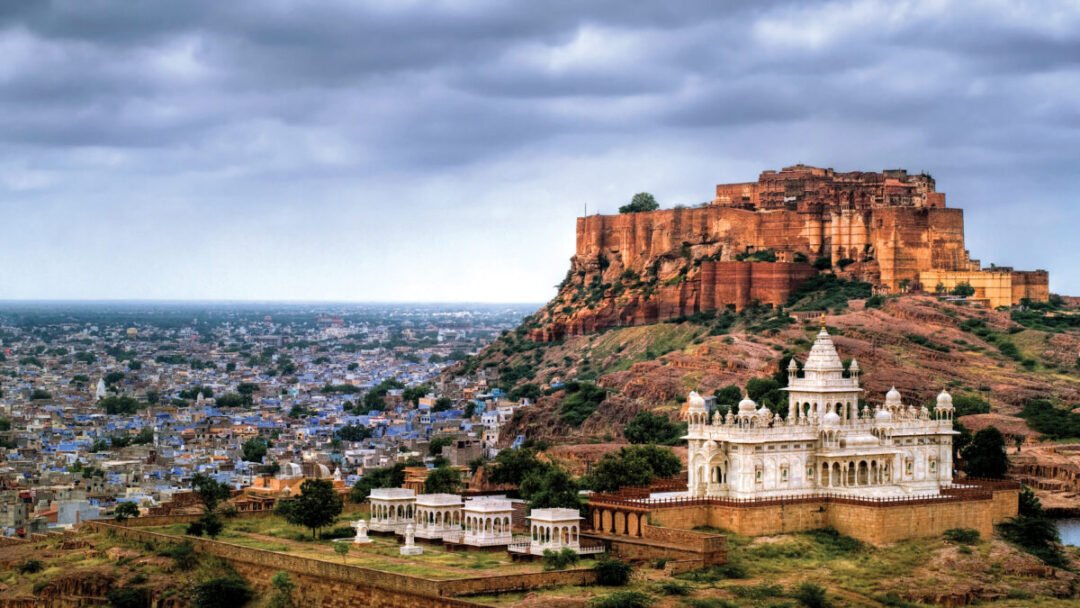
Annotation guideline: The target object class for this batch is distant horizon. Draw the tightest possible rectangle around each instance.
[0,299,544,307]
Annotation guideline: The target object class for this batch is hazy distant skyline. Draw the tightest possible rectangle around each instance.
[1,1,1077,302]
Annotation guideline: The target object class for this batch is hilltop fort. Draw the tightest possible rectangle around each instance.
[531,165,1049,341]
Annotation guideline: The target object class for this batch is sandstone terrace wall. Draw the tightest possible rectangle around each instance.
[589,482,1018,546]
[85,521,599,606]
[583,519,726,569]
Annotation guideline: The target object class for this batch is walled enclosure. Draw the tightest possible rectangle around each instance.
[85,521,599,607]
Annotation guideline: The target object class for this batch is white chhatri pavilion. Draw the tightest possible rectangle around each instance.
[368,488,416,533]
[461,498,513,547]
[685,327,957,499]
[525,508,581,555]
[414,493,464,540]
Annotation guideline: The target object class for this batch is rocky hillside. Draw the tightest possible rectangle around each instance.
[457,295,1080,446]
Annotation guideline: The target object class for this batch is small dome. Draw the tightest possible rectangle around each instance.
[936,389,954,410]
[875,408,893,423]
[686,391,707,413]
[757,404,771,417]
[849,359,860,372]
[885,386,902,406]
[738,395,758,416]
[823,410,841,426]
[788,358,798,371]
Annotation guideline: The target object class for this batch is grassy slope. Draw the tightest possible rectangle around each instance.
[456,296,1079,446]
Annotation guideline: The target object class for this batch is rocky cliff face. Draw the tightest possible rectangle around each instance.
[528,166,1053,342]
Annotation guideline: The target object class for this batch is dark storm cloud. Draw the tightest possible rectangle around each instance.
[0,0,1076,299]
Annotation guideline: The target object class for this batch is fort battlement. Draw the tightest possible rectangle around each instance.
[531,165,1049,340]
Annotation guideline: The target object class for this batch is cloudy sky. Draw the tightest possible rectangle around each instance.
[0,0,1076,302]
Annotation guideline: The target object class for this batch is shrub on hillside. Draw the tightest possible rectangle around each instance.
[192,576,253,608]
[590,591,653,608]
[792,582,832,608]
[593,557,633,586]
[943,528,981,545]
[542,547,580,571]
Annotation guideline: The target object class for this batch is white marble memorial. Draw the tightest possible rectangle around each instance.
[526,508,582,556]
[414,493,463,540]
[368,488,416,533]
[461,497,513,547]
[685,327,957,500]
[351,519,372,544]
[399,523,423,555]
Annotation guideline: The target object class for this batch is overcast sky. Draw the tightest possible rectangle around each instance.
[0,0,1076,302]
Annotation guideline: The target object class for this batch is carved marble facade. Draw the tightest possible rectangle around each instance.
[685,328,956,499]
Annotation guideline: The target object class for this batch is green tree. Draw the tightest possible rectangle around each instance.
[542,547,580,571]
[428,435,455,456]
[713,385,742,407]
[99,395,142,415]
[192,473,233,513]
[487,447,549,486]
[363,378,405,410]
[106,587,151,608]
[586,445,681,493]
[619,192,659,214]
[951,282,976,297]
[113,501,140,522]
[951,394,991,417]
[216,392,249,408]
[593,557,633,586]
[623,411,686,446]
[267,572,296,608]
[1019,486,1044,517]
[520,466,581,512]
[560,381,607,426]
[192,576,253,608]
[275,479,343,539]
[241,437,268,463]
[402,383,433,404]
[424,466,462,494]
[962,427,1009,478]
[335,425,371,442]
[350,464,405,502]
[746,377,781,402]
[333,542,350,563]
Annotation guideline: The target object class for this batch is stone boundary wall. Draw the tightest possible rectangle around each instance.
[86,521,597,602]
[437,569,597,596]
[114,509,277,528]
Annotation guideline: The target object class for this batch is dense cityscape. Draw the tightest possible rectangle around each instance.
[0,303,533,534]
